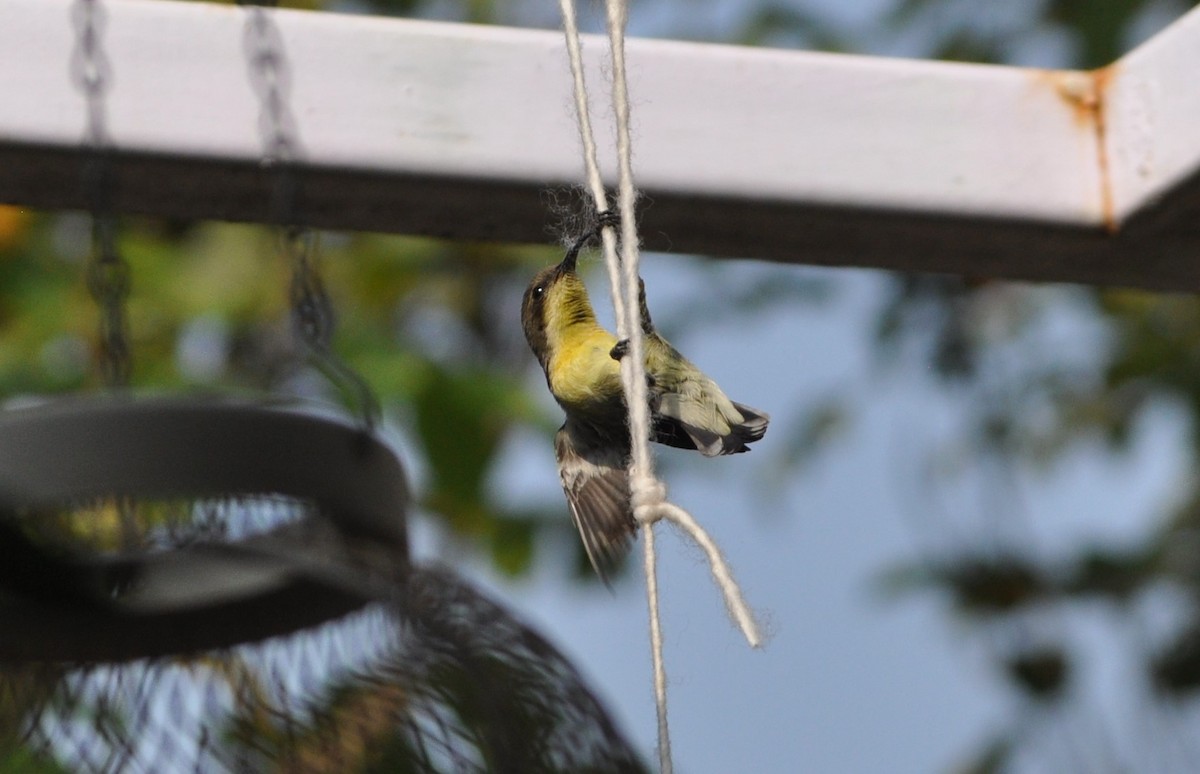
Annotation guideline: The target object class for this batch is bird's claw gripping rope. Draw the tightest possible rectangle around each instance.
[595,209,621,233]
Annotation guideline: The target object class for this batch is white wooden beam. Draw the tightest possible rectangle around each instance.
[1,0,1199,290]
[1104,9,1200,230]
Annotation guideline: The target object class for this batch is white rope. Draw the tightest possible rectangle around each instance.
[556,0,626,333]
[557,2,763,771]
[641,515,670,771]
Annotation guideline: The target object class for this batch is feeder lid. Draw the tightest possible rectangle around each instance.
[0,396,410,662]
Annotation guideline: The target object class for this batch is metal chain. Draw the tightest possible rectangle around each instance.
[71,0,131,388]
[240,2,380,431]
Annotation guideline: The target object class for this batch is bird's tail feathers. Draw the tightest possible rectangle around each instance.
[672,402,770,457]
[731,401,770,444]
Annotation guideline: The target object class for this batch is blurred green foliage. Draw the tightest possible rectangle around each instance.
[0,204,593,576]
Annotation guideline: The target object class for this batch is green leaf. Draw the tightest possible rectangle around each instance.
[490,516,536,576]
[414,365,523,533]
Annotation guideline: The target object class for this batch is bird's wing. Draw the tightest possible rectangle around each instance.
[654,377,770,457]
[554,426,635,582]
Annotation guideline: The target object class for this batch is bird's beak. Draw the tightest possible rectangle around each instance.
[560,218,609,274]
[559,239,582,273]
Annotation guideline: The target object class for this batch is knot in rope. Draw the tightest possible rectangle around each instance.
[632,476,667,525]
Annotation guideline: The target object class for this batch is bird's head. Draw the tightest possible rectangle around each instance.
[521,241,597,371]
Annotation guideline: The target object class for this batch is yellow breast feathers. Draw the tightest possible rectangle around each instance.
[548,325,621,408]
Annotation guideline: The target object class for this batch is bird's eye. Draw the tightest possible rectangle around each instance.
[533,285,545,299]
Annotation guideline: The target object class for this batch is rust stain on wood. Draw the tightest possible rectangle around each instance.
[1092,65,1117,234]
[1034,67,1119,233]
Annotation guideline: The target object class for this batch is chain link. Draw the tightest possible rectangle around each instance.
[241,2,380,431]
[71,0,131,388]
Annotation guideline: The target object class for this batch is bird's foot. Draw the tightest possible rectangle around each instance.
[595,209,620,234]
[610,339,629,361]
